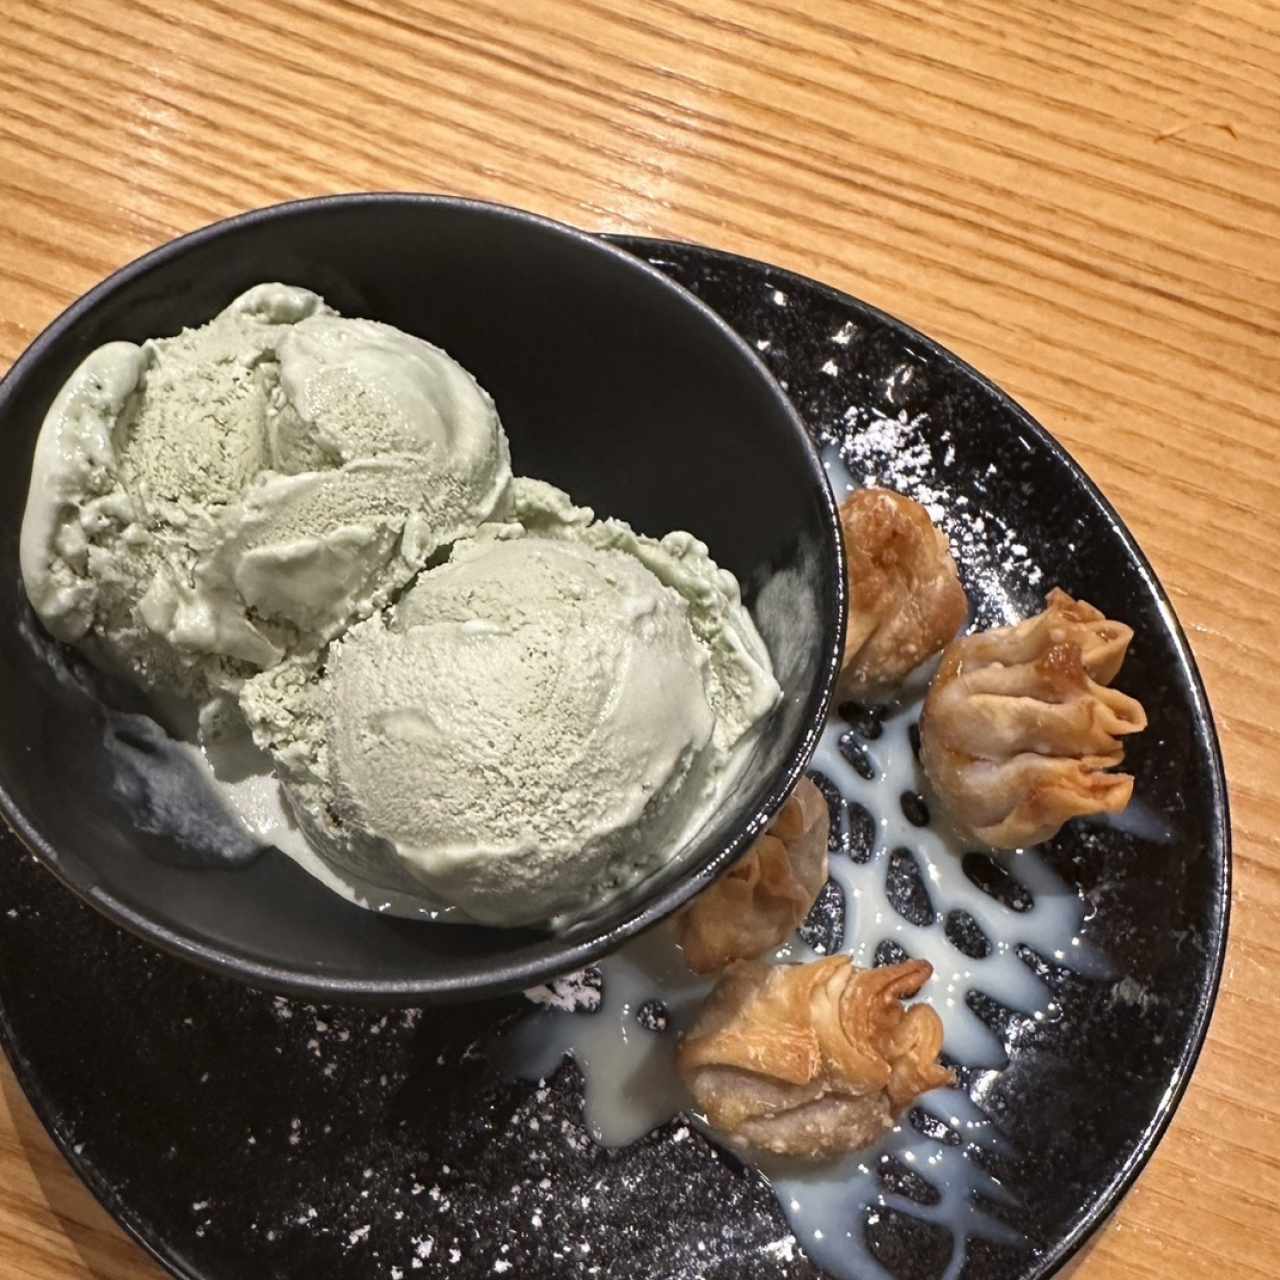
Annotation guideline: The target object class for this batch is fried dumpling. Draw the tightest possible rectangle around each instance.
[676,777,829,974]
[920,588,1147,848]
[838,488,968,700]
[677,957,951,1158]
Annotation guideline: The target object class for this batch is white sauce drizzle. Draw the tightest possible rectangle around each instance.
[68,437,1126,1276]
[499,445,1110,1277]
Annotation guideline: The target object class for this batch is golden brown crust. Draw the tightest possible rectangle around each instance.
[675,777,829,974]
[837,488,968,700]
[921,588,1147,848]
[677,957,952,1158]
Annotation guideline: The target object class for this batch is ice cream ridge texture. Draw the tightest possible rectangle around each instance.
[21,284,511,706]
[21,285,781,927]
[241,480,780,926]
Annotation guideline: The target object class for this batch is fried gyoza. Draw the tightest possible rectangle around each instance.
[838,488,968,700]
[920,588,1147,848]
[677,957,951,1158]
[676,777,829,974]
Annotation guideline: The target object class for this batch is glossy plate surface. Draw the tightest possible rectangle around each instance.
[0,236,1228,1280]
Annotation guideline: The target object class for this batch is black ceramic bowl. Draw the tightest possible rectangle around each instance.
[0,194,844,1005]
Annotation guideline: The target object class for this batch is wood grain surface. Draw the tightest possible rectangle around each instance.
[0,0,1276,1276]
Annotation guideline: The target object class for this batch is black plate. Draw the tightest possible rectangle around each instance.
[0,238,1229,1280]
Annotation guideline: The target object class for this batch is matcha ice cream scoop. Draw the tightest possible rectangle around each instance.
[20,285,511,708]
[241,482,781,927]
[21,282,782,932]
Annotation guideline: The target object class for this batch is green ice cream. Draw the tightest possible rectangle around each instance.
[20,285,512,706]
[241,480,781,927]
[21,283,781,931]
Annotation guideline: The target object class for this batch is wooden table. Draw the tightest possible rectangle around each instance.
[1,1,1276,1276]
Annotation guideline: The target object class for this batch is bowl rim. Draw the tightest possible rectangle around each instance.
[0,192,847,1004]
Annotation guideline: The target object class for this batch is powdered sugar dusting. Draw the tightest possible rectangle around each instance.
[828,400,1045,626]
[523,968,603,1014]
